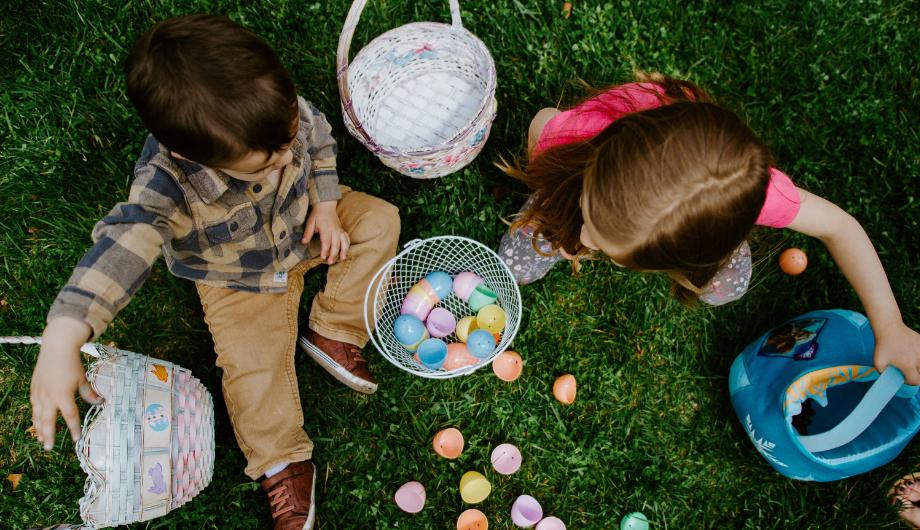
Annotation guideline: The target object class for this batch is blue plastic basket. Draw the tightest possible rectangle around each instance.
[729,309,920,481]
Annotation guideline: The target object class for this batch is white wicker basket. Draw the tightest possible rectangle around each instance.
[2,337,214,529]
[336,0,497,178]
[364,236,521,379]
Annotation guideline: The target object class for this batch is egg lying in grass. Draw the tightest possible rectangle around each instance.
[433,427,465,459]
[394,481,426,513]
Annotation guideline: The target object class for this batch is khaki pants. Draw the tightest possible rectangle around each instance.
[196,189,400,479]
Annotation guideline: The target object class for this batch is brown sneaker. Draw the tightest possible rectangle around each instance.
[299,330,378,394]
[261,460,316,530]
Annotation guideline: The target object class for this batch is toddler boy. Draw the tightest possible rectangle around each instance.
[29,14,400,530]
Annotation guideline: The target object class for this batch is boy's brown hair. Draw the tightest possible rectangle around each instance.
[502,75,773,303]
[125,14,298,166]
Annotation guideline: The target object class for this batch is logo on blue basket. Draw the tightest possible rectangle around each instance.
[145,403,170,432]
[758,318,826,360]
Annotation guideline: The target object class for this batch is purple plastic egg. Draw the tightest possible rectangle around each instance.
[535,516,566,530]
[511,495,543,528]
[426,307,457,338]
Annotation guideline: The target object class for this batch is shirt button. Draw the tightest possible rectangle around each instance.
[253,184,262,193]
[279,231,287,240]
[284,249,291,257]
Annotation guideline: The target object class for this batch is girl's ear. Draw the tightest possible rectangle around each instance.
[578,224,599,251]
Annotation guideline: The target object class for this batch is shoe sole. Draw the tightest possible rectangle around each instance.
[299,336,378,394]
[303,461,316,530]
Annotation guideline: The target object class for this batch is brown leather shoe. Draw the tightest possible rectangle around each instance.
[261,460,316,530]
[299,330,377,394]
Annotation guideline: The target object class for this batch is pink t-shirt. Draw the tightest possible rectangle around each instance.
[535,83,800,228]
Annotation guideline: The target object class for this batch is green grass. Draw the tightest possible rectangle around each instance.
[1,0,919,528]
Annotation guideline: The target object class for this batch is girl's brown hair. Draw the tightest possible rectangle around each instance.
[502,75,773,303]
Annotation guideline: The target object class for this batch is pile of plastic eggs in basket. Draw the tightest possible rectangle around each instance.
[393,271,507,371]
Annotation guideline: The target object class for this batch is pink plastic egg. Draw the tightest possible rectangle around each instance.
[444,343,479,371]
[394,481,426,513]
[433,427,465,459]
[492,350,523,382]
[401,279,440,320]
[457,508,489,530]
[490,443,523,475]
[535,516,566,530]
[426,307,457,338]
[511,495,543,527]
[453,271,484,302]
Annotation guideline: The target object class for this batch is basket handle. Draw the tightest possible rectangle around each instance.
[0,336,100,357]
[336,0,464,152]
[798,366,909,453]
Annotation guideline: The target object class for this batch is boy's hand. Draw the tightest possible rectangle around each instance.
[30,317,100,450]
[303,201,349,265]
[873,321,920,385]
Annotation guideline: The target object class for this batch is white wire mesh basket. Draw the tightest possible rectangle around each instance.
[336,0,497,178]
[1,337,214,529]
[364,236,522,379]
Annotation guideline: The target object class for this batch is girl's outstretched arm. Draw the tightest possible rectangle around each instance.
[787,188,920,383]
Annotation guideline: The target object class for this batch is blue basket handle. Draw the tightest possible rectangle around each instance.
[799,366,906,453]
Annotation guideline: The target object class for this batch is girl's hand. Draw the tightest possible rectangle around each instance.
[874,321,920,385]
[303,200,349,265]
[30,317,100,450]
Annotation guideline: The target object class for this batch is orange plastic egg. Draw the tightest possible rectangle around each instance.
[779,248,808,275]
[457,508,489,530]
[492,351,523,382]
[553,374,577,404]
[444,343,479,371]
[433,427,465,459]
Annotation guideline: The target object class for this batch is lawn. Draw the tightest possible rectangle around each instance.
[1,0,919,528]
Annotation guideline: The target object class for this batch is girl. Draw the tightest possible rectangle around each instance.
[499,74,920,383]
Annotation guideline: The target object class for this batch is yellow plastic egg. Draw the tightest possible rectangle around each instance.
[457,508,489,530]
[476,304,506,335]
[492,350,523,382]
[456,316,479,343]
[433,427,465,459]
[459,471,491,503]
[553,374,577,404]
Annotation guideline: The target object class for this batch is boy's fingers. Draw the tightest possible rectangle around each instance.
[78,380,103,405]
[328,232,340,264]
[60,399,82,443]
[320,229,330,260]
[339,233,349,260]
[39,408,57,450]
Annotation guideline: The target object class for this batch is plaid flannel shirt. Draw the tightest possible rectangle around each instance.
[47,97,342,339]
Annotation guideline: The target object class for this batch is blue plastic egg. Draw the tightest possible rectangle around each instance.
[417,338,448,369]
[425,271,454,300]
[466,329,496,359]
[394,315,428,351]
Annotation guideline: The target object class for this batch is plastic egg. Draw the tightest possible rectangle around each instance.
[510,495,543,527]
[417,338,448,369]
[466,329,496,359]
[491,350,522,381]
[779,248,808,275]
[456,316,480,342]
[457,508,489,530]
[476,304,506,334]
[433,427,465,459]
[553,374,577,404]
[620,512,649,530]
[444,343,479,371]
[453,271,484,302]
[490,443,522,475]
[425,271,454,300]
[394,315,429,352]
[426,307,457,338]
[467,284,498,312]
[459,471,491,503]
[536,517,567,530]
[400,279,440,320]
[394,481,426,513]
